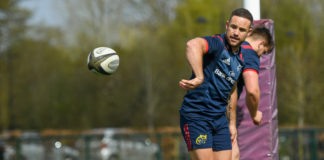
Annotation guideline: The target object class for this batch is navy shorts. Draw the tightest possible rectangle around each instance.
[180,113,232,151]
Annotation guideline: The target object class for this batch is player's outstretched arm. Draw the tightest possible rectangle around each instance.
[243,71,262,125]
[179,38,206,90]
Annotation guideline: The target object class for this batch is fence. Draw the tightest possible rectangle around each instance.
[279,128,324,160]
[0,128,323,160]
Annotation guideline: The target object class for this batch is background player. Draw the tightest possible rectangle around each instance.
[227,25,275,160]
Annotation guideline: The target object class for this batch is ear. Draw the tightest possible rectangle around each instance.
[256,41,265,56]
[255,40,263,50]
[226,20,229,30]
[259,40,265,46]
[248,27,253,36]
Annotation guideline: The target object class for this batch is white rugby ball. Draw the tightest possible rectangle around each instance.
[87,47,119,75]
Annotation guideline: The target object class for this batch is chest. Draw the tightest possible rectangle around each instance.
[214,49,244,84]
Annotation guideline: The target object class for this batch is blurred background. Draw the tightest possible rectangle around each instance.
[0,0,324,159]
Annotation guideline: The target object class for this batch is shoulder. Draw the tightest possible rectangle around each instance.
[241,42,260,73]
[202,34,225,43]
[241,41,254,51]
[241,42,258,58]
[202,34,226,54]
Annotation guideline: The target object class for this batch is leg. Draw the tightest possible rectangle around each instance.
[180,114,214,160]
[190,148,214,160]
[213,149,232,160]
[211,114,232,160]
[231,139,240,160]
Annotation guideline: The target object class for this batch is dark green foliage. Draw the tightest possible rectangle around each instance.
[1,0,324,131]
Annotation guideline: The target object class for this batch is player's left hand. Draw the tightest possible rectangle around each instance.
[229,125,237,145]
[179,77,203,90]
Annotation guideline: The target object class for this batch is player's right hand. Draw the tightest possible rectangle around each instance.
[252,110,262,126]
[179,77,203,90]
[229,125,237,145]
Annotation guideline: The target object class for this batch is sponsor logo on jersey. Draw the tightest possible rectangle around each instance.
[226,76,235,84]
[196,135,207,145]
[214,69,235,84]
[214,68,226,78]
[222,58,231,65]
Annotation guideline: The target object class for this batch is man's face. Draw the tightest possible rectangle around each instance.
[226,16,251,50]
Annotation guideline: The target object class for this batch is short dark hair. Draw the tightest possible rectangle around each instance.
[250,25,275,52]
[229,8,253,27]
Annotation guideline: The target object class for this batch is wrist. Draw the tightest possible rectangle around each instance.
[229,122,236,128]
[196,76,203,81]
[251,113,256,119]
[249,109,257,118]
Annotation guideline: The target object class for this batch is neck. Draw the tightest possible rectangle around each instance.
[232,47,239,53]
[245,37,257,51]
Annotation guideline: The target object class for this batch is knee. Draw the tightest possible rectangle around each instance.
[232,149,240,160]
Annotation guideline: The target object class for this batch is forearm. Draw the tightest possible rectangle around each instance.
[229,100,237,127]
[245,90,260,118]
[186,38,205,80]
[228,84,238,127]
[242,71,260,118]
[179,38,206,90]
[228,84,239,145]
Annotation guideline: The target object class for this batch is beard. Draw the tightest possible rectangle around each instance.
[226,34,242,49]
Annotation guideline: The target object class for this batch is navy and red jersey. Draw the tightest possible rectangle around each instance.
[180,34,245,120]
[241,41,260,73]
[237,41,260,96]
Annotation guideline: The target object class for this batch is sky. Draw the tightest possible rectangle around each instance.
[19,0,63,26]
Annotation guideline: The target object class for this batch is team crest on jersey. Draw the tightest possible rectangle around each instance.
[222,58,231,66]
[195,135,207,145]
[237,64,242,72]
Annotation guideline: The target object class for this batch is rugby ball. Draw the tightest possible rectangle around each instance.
[87,47,119,75]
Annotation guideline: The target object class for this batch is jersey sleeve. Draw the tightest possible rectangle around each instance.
[202,35,223,55]
[242,49,260,73]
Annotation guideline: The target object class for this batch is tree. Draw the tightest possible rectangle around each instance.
[3,0,323,131]
[0,0,30,130]
[262,0,324,127]
[55,0,241,130]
